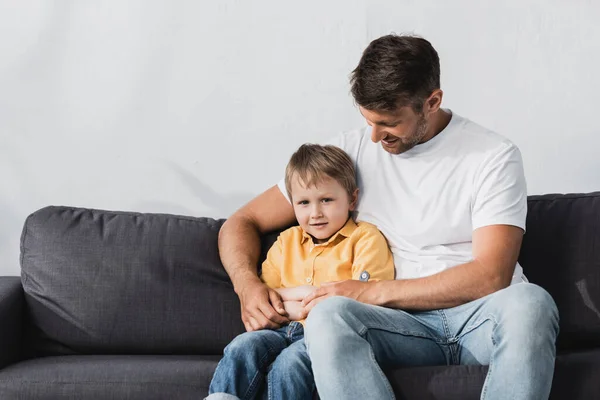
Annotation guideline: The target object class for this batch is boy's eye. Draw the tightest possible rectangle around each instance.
[321,198,333,203]
[298,200,309,205]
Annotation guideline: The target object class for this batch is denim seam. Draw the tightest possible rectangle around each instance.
[357,319,441,343]
[456,313,498,340]
[480,317,498,400]
[358,326,396,400]
[438,310,457,364]
[242,337,281,400]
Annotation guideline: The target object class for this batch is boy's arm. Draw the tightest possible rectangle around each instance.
[350,225,395,282]
[260,237,284,291]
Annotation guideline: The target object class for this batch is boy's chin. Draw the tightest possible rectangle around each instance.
[309,231,333,244]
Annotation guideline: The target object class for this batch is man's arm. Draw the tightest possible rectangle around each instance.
[304,224,523,311]
[219,185,297,331]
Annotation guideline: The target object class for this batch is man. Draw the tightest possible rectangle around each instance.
[218,34,559,399]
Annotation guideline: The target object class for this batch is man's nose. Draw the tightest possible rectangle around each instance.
[370,125,385,143]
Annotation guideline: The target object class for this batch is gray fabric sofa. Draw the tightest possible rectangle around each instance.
[1,192,599,399]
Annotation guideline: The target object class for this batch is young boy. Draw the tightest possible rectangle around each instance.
[207,144,394,400]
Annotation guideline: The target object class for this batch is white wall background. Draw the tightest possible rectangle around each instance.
[1,0,599,276]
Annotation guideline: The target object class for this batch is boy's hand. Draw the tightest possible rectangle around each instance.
[237,280,289,331]
[275,285,317,301]
[301,280,375,312]
[289,285,317,299]
[283,301,308,321]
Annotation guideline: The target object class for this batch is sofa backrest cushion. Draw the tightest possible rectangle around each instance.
[519,192,600,351]
[21,206,245,356]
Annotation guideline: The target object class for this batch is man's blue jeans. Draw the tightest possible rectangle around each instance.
[305,283,559,400]
[207,321,314,400]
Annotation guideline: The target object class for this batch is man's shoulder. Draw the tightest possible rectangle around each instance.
[455,114,517,154]
[326,127,370,155]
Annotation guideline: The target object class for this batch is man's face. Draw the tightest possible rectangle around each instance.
[360,105,429,155]
[290,174,356,244]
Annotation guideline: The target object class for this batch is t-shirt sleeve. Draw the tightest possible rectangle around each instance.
[260,235,284,289]
[471,142,527,232]
[276,132,347,203]
[351,224,395,281]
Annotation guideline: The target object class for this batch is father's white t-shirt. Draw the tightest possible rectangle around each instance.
[278,110,527,284]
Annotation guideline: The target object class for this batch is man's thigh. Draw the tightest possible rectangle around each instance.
[306,297,450,368]
[444,282,558,365]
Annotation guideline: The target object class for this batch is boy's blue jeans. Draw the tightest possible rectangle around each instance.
[207,321,314,400]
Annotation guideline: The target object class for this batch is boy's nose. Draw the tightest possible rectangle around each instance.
[310,205,323,218]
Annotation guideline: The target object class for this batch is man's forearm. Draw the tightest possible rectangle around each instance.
[218,215,262,291]
[371,259,511,311]
[369,224,521,311]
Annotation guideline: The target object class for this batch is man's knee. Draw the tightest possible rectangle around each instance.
[304,296,362,352]
[505,283,557,318]
[305,296,359,332]
[496,283,559,339]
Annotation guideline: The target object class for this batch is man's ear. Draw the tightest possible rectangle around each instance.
[349,188,359,211]
[425,89,443,114]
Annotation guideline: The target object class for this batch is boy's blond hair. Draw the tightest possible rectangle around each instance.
[284,144,357,199]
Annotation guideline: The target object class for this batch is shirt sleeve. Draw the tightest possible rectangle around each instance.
[471,142,528,232]
[351,225,395,281]
[260,236,283,288]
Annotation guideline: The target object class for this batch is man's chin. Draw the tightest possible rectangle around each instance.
[381,142,412,155]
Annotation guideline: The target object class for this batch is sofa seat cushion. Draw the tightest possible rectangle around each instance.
[385,348,600,400]
[0,355,220,400]
[1,350,598,399]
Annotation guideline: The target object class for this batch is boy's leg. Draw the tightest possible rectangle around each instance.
[304,296,450,400]
[208,328,288,400]
[266,323,314,400]
[448,283,559,399]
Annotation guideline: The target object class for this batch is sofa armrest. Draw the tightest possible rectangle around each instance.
[0,276,24,369]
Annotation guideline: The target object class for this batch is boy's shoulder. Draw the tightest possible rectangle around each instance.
[353,221,381,235]
[277,225,305,242]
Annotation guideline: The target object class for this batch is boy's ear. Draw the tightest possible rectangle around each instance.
[349,188,359,211]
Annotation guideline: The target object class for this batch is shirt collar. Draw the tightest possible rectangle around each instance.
[301,218,357,246]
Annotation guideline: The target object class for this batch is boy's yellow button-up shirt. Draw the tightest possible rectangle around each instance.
[260,219,395,289]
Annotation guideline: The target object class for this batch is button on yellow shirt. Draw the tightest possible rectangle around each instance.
[260,219,395,290]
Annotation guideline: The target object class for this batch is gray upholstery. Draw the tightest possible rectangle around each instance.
[1,351,598,399]
[0,277,23,370]
[20,207,244,356]
[0,192,599,399]
[519,193,600,351]
[0,355,220,399]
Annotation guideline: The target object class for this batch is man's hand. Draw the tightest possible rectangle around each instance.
[237,280,289,331]
[301,280,377,312]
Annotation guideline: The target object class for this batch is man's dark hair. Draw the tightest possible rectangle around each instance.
[350,34,440,113]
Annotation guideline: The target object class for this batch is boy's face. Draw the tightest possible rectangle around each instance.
[290,173,358,244]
